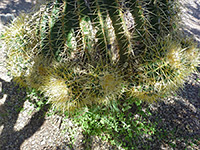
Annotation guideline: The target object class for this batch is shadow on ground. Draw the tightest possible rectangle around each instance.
[0,1,51,149]
[0,0,36,15]
[181,1,200,45]
[185,1,200,20]
[0,78,50,150]
[145,73,200,149]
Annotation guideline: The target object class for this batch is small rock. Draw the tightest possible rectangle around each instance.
[41,140,45,145]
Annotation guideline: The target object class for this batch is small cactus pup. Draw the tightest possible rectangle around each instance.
[2,0,199,113]
[2,13,41,86]
[39,62,127,112]
[127,35,200,102]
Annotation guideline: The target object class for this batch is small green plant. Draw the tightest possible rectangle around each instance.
[25,88,48,111]
[64,97,156,149]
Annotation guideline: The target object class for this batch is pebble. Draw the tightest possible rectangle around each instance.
[41,140,45,145]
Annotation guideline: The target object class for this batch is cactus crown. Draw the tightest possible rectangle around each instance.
[2,0,200,112]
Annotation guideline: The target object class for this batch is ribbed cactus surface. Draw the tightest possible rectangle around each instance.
[2,0,200,112]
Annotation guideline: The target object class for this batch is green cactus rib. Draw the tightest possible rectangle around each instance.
[40,1,75,61]
[103,0,131,65]
[106,0,136,62]
[146,0,176,36]
[129,0,153,42]
[63,1,79,56]
[75,0,93,62]
[40,2,53,59]
[49,0,64,61]
[88,0,112,63]
[40,0,83,61]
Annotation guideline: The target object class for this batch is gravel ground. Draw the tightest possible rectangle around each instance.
[0,0,200,150]
[180,0,200,45]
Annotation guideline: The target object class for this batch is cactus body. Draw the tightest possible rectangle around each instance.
[2,0,200,112]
